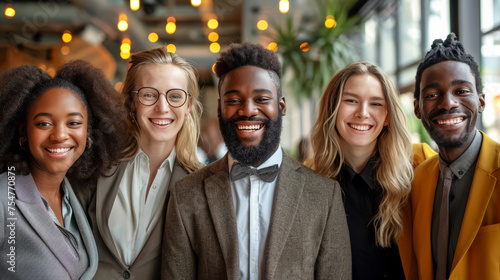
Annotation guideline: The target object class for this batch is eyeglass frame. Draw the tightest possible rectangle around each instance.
[132,87,191,107]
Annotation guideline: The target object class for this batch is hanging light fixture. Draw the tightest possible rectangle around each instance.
[130,0,140,11]
[118,14,128,31]
[279,0,289,14]
[4,4,15,18]
[166,17,176,34]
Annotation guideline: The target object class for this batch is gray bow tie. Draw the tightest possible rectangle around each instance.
[230,162,279,182]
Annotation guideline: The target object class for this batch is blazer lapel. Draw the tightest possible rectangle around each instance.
[132,160,188,266]
[412,158,439,278]
[204,156,240,280]
[263,153,304,278]
[15,174,75,275]
[65,178,98,279]
[452,133,498,271]
[95,162,128,263]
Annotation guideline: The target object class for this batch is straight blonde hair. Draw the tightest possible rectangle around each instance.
[120,46,203,173]
[308,61,413,247]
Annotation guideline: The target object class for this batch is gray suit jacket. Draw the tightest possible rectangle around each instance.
[76,159,188,280]
[162,152,351,280]
[0,172,98,280]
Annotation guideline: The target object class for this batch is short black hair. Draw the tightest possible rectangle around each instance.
[214,42,282,97]
[414,33,482,100]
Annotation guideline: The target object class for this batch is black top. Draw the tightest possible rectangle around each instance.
[339,160,405,280]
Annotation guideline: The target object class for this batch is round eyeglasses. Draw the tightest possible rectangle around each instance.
[133,87,191,107]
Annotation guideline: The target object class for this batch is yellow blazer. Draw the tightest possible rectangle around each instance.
[400,131,500,279]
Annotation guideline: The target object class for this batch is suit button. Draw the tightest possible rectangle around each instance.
[123,271,130,279]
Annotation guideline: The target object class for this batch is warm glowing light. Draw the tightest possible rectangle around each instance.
[115,82,123,92]
[121,37,131,54]
[209,42,220,53]
[121,51,131,59]
[130,0,140,11]
[267,42,278,52]
[167,44,176,53]
[300,42,311,52]
[494,95,500,112]
[325,15,337,28]
[167,16,176,23]
[212,63,216,74]
[257,20,268,31]
[148,32,159,42]
[118,16,128,32]
[207,19,218,29]
[39,64,47,71]
[279,0,289,13]
[166,22,176,34]
[47,68,56,77]
[4,4,15,18]
[208,32,219,42]
[62,31,72,43]
[60,46,70,55]
[120,43,131,53]
[191,0,201,7]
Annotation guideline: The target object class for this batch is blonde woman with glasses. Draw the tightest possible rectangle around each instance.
[76,47,203,279]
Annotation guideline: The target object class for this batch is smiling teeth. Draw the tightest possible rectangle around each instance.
[349,124,371,131]
[238,125,261,130]
[153,120,172,125]
[437,118,463,125]
[47,148,70,153]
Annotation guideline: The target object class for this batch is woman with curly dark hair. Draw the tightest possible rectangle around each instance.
[82,46,204,279]
[0,60,127,280]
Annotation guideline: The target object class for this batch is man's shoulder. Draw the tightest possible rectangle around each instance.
[281,155,339,190]
[174,159,228,191]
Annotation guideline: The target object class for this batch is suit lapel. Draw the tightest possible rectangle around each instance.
[412,158,439,278]
[65,178,98,279]
[132,160,188,266]
[263,153,304,278]
[15,174,75,275]
[95,161,128,263]
[204,156,240,280]
[452,133,499,271]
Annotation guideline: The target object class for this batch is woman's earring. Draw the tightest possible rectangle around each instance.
[19,136,26,150]
[86,136,93,149]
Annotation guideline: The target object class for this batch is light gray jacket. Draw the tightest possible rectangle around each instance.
[0,172,98,280]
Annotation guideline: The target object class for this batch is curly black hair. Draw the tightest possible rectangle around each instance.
[414,33,482,100]
[0,60,127,184]
[214,42,282,97]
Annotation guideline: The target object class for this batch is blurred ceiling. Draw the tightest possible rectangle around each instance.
[0,0,371,86]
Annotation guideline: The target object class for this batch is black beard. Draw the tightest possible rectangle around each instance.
[422,108,476,148]
[218,110,282,166]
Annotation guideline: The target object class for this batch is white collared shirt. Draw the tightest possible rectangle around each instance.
[108,148,176,266]
[228,146,282,280]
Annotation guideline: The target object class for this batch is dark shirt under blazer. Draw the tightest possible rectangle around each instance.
[161,151,351,279]
[339,162,405,280]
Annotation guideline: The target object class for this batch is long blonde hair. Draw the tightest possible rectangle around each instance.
[308,61,413,247]
[120,46,203,173]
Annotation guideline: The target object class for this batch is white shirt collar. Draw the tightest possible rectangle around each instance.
[134,147,176,173]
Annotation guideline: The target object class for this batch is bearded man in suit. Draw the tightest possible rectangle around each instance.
[161,42,351,280]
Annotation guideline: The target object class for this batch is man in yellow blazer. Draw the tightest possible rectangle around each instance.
[399,33,500,280]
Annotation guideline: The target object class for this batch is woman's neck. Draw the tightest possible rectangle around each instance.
[30,166,65,198]
[139,139,175,169]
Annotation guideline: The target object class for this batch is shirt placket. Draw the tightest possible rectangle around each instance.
[249,175,260,280]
